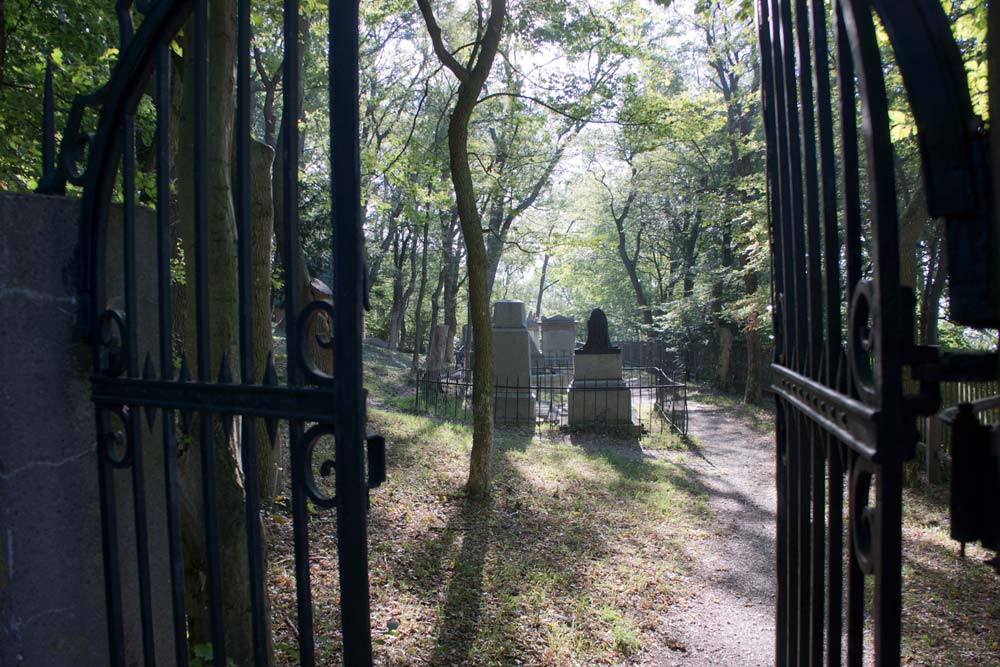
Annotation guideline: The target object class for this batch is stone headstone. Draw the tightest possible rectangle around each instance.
[492,300,534,422]
[577,308,618,354]
[525,317,542,364]
[568,308,630,426]
[540,314,576,361]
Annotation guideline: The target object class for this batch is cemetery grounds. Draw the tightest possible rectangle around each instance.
[260,344,1000,666]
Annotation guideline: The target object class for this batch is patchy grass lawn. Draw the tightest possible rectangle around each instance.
[901,483,1000,666]
[264,346,708,666]
[262,346,999,666]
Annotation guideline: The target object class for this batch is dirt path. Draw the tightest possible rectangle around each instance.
[647,400,777,666]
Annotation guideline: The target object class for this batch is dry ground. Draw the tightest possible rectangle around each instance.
[260,348,999,666]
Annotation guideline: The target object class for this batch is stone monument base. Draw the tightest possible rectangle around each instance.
[568,352,632,425]
[495,388,535,422]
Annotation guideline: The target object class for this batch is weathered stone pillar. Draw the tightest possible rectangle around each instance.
[568,308,631,426]
[492,300,534,422]
[0,193,175,665]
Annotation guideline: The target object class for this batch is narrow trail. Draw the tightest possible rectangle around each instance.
[648,400,777,666]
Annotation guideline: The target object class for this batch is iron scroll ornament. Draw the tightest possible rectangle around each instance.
[302,423,339,509]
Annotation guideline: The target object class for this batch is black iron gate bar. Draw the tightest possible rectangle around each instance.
[39,0,377,665]
[759,0,994,665]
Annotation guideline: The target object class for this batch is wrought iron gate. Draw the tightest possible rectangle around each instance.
[759,0,998,665]
[39,0,380,665]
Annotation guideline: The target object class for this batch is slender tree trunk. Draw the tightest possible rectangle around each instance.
[919,233,947,344]
[441,221,460,363]
[398,233,419,348]
[535,253,550,318]
[175,1,254,661]
[412,218,430,372]
[0,0,7,85]
[417,0,505,495]
[741,251,761,403]
[248,139,279,497]
[430,267,444,342]
[387,231,410,350]
[449,88,496,495]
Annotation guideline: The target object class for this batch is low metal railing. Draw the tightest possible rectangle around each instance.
[413,365,687,435]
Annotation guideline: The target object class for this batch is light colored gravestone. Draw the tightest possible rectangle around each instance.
[492,300,534,422]
[568,308,631,426]
[425,323,450,379]
[525,316,543,365]
[541,314,576,362]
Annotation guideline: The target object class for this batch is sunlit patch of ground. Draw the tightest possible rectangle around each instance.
[262,346,998,666]
[264,344,708,665]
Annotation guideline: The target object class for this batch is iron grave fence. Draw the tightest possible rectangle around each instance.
[414,361,688,436]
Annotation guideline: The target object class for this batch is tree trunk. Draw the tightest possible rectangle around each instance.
[398,232,419,349]
[412,218,430,372]
[450,90,496,496]
[417,0,505,496]
[742,252,761,403]
[441,218,460,363]
[249,139,279,498]
[386,230,410,350]
[429,267,444,344]
[535,253,550,318]
[175,1,254,661]
[919,230,947,344]
[716,325,735,392]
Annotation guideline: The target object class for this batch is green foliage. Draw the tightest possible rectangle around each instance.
[0,1,119,190]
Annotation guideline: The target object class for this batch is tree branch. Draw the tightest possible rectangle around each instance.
[415,0,470,83]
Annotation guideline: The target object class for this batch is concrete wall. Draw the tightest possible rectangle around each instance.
[0,192,174,665]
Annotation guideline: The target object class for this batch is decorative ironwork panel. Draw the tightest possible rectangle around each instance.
[758,0,997,664]
[40,0,379,665]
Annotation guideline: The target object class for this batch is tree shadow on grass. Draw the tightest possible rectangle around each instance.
[428,494,493,666]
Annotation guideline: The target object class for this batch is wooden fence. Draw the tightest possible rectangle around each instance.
[919,380,1000,483]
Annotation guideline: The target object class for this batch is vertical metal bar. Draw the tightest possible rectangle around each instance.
[846,458,864,667]
[282,0,317,662]
[793,1,827,660]
[766,0,797,659]
[330,0,374,660]
[776,0,814,660]
[193,0,227,662]
[236,0,269,663]
[155,44,190,667]
[812,0,841,388]
[97,411,126,667]
[755,4,788,655]
[827,440,844,667]
[123,101,156,666]
[835,0,862,302]
[42,57,55,180]
[118,8,156,652]
[833,9,864,664]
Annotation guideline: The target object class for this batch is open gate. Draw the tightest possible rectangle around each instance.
[759,0,999,665]
[39,0,380,665]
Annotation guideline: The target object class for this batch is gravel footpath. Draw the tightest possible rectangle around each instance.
[647,400,777,666]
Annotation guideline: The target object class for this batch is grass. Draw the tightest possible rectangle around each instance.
[261,344,999,665]
[900,482,1000,666]
[264,345,708,666]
